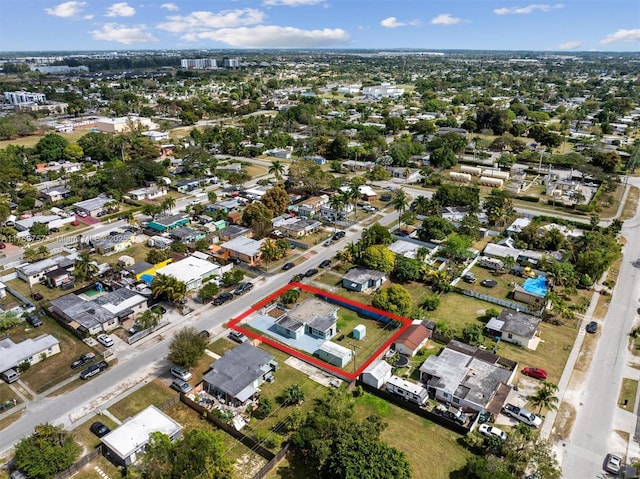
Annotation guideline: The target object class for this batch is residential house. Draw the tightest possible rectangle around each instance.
[342,267,387,293]
[147,214,189,233]
[0,335,61,375]
[394,323,432,357]
[303,155,327,165]
[216,163,242,173]
[174,178,202,193]
[244,186,270,201]
[298,195,329,219]
[100,406,182,467]
[147,236,173,249]
[388,238,438,261]
[14,215,75,232]
[315,341,352,368]
[168,226,206,244]
[202,342,277,407]
[44,267,73,288]
[92,231,135,256]
[220,237,264,266]
[40,186,71,203]
[154,256,220,291]
[265,148,292,159]
[50,287,148,335]
[218,225,252,242]
[419,340,515,415]
[74,195,113,218]
[124,261,155,280]
[16,255,74,286]
[281,219,322,238]
[360,359,393,389]
[206,199,241,214]
[386,167,421,183]
[289,298,338,340]
[127,185,166,201]
[141,130,170,142]
[486,309,541,350]
[342,160,375,171]
[513,284,547,307]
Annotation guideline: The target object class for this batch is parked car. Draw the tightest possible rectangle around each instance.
[586,321,598,333]
[77,211,88,217]
[97,334,114,348]
[233,282,253,295]
[31,292,43,300]
[522,367,547,380]
[152,305,167,315]
[80,361,108,380]
[212,293,233,305]
[71,352,96,369]
[304,268,319,277]
[26,313,43,327]
[0,242,5,249]
[171,378,192,393]
[333,231,346,240]
[363,205,377,212]
[478,424,507,441]
[71,220,80,226]
[324,239,334,247]
[319,260,331,268]
[198,330,211,339]
[170,366,192,381]
[502,403,542,427]
[462,273,477,284]
[49,227,60,233]
[229,330,248,343]
[605,454,622,474]
[282,262,295,271]
[90,421,111,438]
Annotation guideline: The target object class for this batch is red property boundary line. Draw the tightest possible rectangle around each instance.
[227,282,412,381]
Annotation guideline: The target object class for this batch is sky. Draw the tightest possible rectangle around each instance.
[0,0,639,52]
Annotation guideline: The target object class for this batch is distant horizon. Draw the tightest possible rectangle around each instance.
[1,1,638,52]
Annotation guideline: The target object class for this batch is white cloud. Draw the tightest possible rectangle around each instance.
[494,3,564,15]
[158,9,265,33]
[182,25,350,48]
[600,28,640,45]
[92,23,158,44]
[556,40,582,50]
[431,14,461,26]
[263,0,324,5]
[45,1,86,18]
[380,16,420,28]
[84,14,94,19]
[161,3,179,11]
[106,2,136,17]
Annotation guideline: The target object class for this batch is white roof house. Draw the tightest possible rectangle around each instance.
[154,256,220,291]
[0,334,61,374]
[100,405,182,466]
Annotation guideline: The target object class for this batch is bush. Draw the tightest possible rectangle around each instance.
[18,361,31,372]
[222,269,244,287]
[421,294,441,311]
[518,195,540,203]
[254,397,274,419]
[280,289,300,305]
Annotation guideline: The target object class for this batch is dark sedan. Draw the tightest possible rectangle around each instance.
[90,421,111,438]
[319,260,331,268]
[586,321,598,333]
[212,292,234,306]
[304,268,319,277]
[282,262,295,271]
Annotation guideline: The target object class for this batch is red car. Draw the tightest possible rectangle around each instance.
[522,367,547,380]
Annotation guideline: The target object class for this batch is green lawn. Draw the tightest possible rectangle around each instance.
[208,337,237,357]
[619,378,639,411]
[108,380,175,421]
[460,267,529,305]
[432,292,495,329]
[73,413,120,450]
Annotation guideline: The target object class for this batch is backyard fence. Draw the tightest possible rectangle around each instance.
[455,287,535,315]
[251,444,290,479]
[52,446,103,479]
[127,319,170,345]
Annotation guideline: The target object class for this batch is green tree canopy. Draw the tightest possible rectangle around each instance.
[417,215,455,242]
[361,245,396,274]
[35,133,69,162]
[14,423,81,479]
[261,186,289,216]
[372,284,412,316]
[167,327,208,368]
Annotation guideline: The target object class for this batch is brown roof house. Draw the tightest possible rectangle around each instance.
[394,323,432,357]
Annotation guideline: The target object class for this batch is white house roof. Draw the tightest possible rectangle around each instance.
[15,215,62,230]
[0,335,60,373]
[362,359,392,381]
[220,236,264,257]
[100,406,182,462]
[155,256,219,284]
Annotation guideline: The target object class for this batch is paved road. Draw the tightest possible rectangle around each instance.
[0,207,399,456]
[560,177,640,478]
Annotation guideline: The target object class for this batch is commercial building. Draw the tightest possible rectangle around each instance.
[4,91,46,104]
[153,256,220,291]
[95,116,156,134]
[181,58,217,69]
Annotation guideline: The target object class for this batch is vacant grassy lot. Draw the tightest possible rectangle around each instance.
[6,318,95,393]
[108,380,175,421]
[208,337,237,357]
[354,392,471,479]
[621,186,640,221]
[433,292,496,329]
[619,378,638,411]
[0,129,88,149]
[460,266,530,305]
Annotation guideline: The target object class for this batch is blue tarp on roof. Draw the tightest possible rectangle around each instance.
[522,276,547,296]
[140,273,155,285]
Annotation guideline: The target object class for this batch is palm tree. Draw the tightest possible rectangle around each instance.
[260,238,281,265]
[391,188,408,229]
[348,184,360,220]
[162,197,176,214]
[329,194,345,231]
[527,381,559,414]
[136,309,160,330]
[73,252,98,282]
[281,384,305,406]
[269,160,286,180]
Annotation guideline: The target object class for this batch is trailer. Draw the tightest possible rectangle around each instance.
[461,165,482,176]
[386,375,429,406]
[479,176,504,188]
[481,169,510,181]
[479,256,504,271]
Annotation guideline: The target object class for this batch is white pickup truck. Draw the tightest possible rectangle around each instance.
[503,403,542,428]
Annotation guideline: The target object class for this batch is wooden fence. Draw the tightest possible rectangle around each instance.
[52,446,102,479]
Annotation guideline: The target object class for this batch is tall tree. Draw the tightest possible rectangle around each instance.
[261,186,289,216]
[14,423,81,479]
[73,252,98,282]
[268,160,286,180]
[167,327,208,368]
[527,381,559,414]
[391,188,408,229]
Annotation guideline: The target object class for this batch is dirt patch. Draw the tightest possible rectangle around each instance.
[235,453,268,479]
[551,402,576,442]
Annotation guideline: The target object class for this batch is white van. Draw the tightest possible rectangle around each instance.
[5,214,16,227]
[1,368,19,383]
